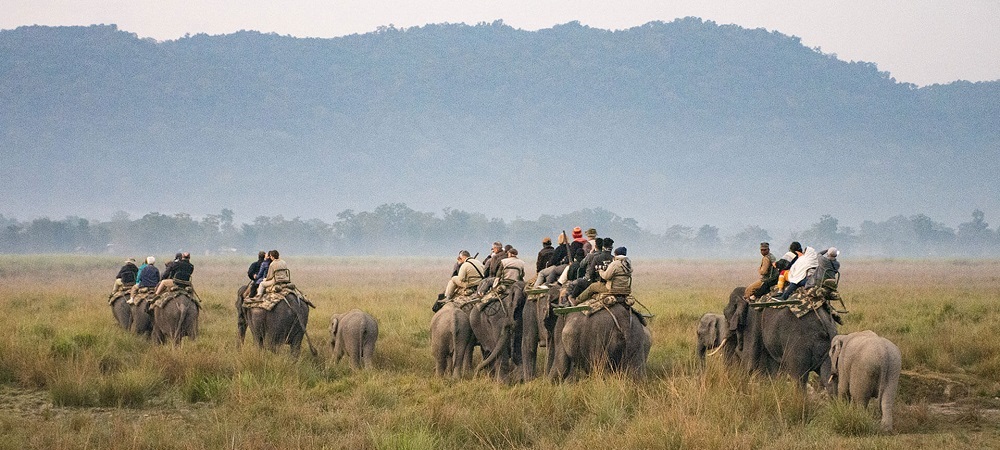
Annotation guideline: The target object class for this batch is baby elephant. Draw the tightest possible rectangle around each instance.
[696,313,726,364]
[329,309,379,370]
[829,330,902,432]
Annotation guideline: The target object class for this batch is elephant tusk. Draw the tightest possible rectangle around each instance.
[706,338,728,357]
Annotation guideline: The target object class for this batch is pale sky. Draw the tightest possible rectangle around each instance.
[4,1,999,86]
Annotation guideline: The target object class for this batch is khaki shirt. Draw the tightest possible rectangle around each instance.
[499,257,525,281]
[600,256,633,294]
[759,253,777,280]
[455,258,486,288]
[261,258,290,288]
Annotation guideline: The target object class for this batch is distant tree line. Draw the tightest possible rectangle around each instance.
[1,205,997,258]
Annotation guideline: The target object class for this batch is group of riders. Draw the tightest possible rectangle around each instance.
[110,252,197,305]
[110,249,292,308]
[435,226,634,310]
[743,241,841,302]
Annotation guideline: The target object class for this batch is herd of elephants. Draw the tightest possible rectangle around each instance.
[106,273,903,432]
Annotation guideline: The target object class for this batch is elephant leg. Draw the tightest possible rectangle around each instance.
[362,340,376,369]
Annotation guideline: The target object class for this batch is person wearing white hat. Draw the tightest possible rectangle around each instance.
[813,247,841,287]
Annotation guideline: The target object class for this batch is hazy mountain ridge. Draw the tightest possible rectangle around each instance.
[1,19,997,230]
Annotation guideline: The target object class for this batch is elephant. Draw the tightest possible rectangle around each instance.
[696,313,726,365]
[329,309,379,370]
[548,301,651,381]
[246,292,314,357]
[829,330,902,432]
[430,301,475,378]
[109,291,132,330]
[468,279,526,381]
[722,286,836,389]
[129,296,154,338]
[519,285,561,380]
[235,284,252,347]
[151,292,199,345]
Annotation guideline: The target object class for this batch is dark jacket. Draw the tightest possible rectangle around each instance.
[162,259,180,280]
[138,265,160,288]
[171,260,194,282]
[585,250,614,282]
[248,259,263,281]
[255,259,271,282]
[536,244,555,272]
[547,245,569,268]
[116,263,138,286]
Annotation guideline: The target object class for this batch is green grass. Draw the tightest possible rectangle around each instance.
[0,256,999,448]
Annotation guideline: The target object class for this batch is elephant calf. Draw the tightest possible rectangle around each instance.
[829,330,902,432]
[696,313,726,364]
[329,309,379,370]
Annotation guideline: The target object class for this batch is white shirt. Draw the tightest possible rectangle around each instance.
[788,246,818,284]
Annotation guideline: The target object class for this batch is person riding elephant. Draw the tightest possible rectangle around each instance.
[777,242,818,300]
[247,251,266,297]
[112,258,138,294]
[154,252,195,297]
[259,249,290,293]
[443,250,485,301]
[535,237,554,274]
[576,246,630,304]
[828,330,901,432]
[534,233,569,288]
[744,242,777,300]
[130,256,160,298]
[722,286,835,390]
[813,247,841,287]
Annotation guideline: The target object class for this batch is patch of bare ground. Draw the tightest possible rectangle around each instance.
[0,386,208,422]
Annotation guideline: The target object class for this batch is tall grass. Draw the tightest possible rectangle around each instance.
[0,255,999,448]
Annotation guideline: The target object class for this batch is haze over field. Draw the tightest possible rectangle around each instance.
[1,4,998,239]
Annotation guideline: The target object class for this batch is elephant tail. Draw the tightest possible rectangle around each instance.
[173,301,188,343]
[475,325,510,374]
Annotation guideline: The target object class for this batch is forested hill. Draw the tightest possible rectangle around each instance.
[1,19,998,230]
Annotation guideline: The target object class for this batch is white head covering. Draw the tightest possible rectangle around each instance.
[146,256,156,264]
[827,247,839,259]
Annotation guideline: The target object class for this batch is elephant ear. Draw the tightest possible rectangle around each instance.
[330,317,339,335]
[830,336,845,375]
[707,316,721,347]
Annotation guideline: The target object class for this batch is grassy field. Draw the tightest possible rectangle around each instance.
[1,255,1000,449]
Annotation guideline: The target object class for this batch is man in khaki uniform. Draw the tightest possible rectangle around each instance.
[745,242,777,299]
[444,250,486,299]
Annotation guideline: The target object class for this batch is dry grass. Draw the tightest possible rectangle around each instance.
[1,255,1000,448]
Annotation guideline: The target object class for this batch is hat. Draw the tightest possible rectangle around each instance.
[572,227,583,239]
[542,237,551,245]
[585,228,597,239]
[125,257,136,264]
[827,247,839,259]
[614,247,627,256]
[760,242,769,249]
[780,252,795,261]
[146,256,156,264]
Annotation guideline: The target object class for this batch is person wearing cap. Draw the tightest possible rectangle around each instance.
[583,228,598,253]
[535,233,570,288]
[112,257,139,295]
[130,256,161,297]
[536,237,555,274]
[162,252,183,281]
[155,252,195,296]
[812,247,841,287]
[744,242,778,300]
[499,248,525,282]
[483,241,504,278]
[443,250,486,300]
[577,246,632,303]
